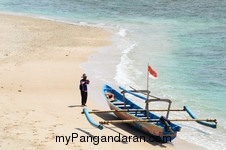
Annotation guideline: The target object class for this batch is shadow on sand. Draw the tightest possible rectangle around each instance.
[76,109,170,147]
[68,104,83,108]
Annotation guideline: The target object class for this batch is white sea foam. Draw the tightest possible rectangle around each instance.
[178,122,226,150]
[117,28,127,37]
[79,21,88,25]
[114,43,138,86]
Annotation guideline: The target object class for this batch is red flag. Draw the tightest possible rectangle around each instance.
[148,65,157,79]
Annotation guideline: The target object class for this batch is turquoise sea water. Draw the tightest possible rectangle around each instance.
[1,0,226,149]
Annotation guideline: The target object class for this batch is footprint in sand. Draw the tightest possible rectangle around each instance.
[16,133,22,136]
[32,128,38,135]
[48,129,54,132]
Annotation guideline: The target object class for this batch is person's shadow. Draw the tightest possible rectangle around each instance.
[68,105,83,108]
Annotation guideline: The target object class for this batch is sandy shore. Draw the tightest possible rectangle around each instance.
[0,13,205,150]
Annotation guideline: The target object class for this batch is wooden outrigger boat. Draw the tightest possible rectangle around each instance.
[82,84,217,142]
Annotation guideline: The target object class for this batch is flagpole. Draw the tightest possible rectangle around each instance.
[147,64,157,101]
[147,63,149,92]
[146,63,150,113]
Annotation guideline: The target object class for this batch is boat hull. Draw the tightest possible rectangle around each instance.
[102,85,180,142]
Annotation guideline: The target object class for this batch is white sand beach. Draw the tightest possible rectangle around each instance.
[0,13,205,150]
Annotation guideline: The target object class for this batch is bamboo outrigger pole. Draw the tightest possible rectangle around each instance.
[82,109,185,114]
[99,118,217,125]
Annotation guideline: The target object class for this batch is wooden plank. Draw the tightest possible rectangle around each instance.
[117,105,131,108]
[112,102,124,105]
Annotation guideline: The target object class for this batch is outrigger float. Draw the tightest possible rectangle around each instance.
[82,84,217,142]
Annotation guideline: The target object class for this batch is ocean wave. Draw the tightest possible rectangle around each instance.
[114,43,138,86]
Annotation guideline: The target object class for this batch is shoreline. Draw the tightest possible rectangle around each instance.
[0,13,205,150]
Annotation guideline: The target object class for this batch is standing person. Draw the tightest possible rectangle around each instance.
[79,74,90,106]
